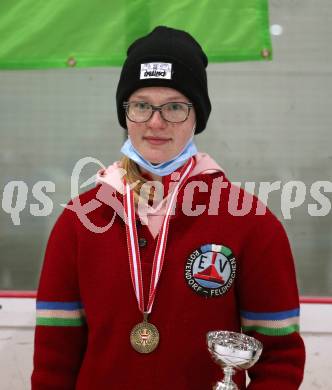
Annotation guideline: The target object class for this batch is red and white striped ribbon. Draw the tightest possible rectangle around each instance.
[123,157,195,314]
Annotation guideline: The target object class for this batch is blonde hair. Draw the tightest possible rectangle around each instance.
[120,156,157,206]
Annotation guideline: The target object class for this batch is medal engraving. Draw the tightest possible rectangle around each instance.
[130,320,160,353]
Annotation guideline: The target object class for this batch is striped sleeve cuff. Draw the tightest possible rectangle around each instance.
[36,301,86,327]
[240,308,300,336]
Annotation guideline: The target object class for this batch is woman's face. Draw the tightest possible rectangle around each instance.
[126,87,196,164]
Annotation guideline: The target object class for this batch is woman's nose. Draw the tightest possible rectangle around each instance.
[147,110,167,128]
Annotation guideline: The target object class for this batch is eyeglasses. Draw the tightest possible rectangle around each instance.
[123,101,193,123]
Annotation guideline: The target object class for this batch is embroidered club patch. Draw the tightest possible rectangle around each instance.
[185,244,236,297]
[140,62,172,80]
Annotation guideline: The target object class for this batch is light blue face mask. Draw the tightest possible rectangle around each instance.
[120,132,197,177]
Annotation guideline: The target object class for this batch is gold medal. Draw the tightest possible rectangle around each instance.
[130,314,160,354]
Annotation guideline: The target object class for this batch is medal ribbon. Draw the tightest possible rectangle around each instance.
[123,157,195,315]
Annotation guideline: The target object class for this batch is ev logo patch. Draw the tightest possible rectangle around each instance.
[185,244,236,297]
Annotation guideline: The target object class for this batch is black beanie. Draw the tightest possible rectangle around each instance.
[116,26,211,134]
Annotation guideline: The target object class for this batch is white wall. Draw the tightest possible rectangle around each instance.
[0,299,331,389]
[1,1,332,298]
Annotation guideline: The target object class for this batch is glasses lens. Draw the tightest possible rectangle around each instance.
[127,102,152,122]
[161,102,189,122]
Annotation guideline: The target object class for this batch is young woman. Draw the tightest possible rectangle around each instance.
[32,26,305,389]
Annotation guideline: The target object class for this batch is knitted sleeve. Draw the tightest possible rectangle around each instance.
[31,205,87,389]
[237,212,305,389]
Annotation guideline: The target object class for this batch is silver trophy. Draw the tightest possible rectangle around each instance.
[207,331,263,390]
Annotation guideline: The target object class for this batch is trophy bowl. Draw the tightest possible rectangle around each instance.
[207,331,263,390]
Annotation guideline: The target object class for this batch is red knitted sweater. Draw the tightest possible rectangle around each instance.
[31,171,305,389]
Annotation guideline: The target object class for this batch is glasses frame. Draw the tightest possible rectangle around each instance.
[123,101,193,123]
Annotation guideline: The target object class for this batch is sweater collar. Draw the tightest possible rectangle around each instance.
[95,152,223,194]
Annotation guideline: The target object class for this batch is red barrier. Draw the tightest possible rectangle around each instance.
[0,291,37,298]
[299,296,332,304]
[0,291,332,303]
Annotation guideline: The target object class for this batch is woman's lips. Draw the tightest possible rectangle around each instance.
[144,136,171,145]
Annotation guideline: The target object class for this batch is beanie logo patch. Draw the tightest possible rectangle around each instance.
[140,62,172,80]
